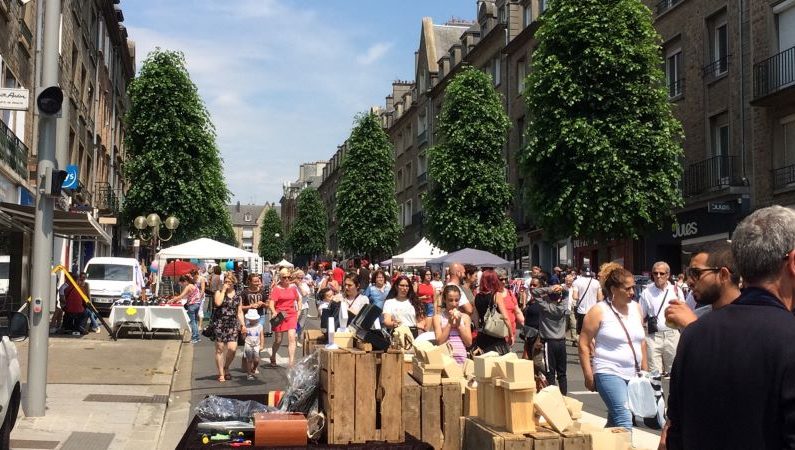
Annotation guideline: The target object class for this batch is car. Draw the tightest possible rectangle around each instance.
[0,312,29,448]
[84,257,144,315]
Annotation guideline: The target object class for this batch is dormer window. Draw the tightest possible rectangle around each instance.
[244,212,252,222]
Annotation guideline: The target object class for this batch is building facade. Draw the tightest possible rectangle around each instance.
[317,144,346,256]
[227,202,275,253]
[280,161,327,237]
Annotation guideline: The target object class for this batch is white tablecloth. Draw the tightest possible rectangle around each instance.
[108,305,190,332]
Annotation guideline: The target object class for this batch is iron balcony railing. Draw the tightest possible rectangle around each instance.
[656,0,682,16]
[683,155,744,197]
[94,182,122,213]
[754,46,795,99]
[702,55,730,82]
[18,19,32,45]
[0,119,29,180]
[773,164,795,190]
[668,79,685,99]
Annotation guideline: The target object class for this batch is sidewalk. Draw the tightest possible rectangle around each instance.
[10,331,184,450]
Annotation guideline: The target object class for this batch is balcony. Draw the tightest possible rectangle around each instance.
[702,55,730,83]
[93,182,122,213]
[752,46,795,106]
[417,171,427,185]
[416,129,428,146]
[773,164,795,191]
[0,119,29,181]
[682,155,745,198]
[18,19,33,46]
[655,0,682,16]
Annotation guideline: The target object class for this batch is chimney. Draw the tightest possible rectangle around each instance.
[236,201,241,212]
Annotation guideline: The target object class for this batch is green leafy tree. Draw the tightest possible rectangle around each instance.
[288,188,327,264]
[520,0,683,241]
[423,66,516,254]
[259,208,285,262]
[336,112,401,259]
[123,49,235,245]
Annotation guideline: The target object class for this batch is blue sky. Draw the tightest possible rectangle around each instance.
[122,0,475,204]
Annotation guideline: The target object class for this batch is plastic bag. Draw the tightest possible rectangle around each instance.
[627,372,658,418]
[306,399,325,442]
[195,395,275,422]
[278,351,320,414]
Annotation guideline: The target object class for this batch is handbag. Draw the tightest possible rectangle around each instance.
[646,288,669,334]
[270,312,285,329]
[482,294,509,338]
[606,300,657,418]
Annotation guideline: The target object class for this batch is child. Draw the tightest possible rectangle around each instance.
[243,309,263,380]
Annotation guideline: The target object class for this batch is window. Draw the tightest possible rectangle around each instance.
[397,169,403,190]
[405,200,413,226]
[498,6,507,24]
[517,59,526,95]
[242,227,253,238]
[490,57,501,86]
[707,11,729,77]
[775,1,795,53]
[540,0,548,14]
[782,114,795,167]
[398,203,404,226]
[406,162,413,186]
[523,3,533,27]
[666,49,683,98]
[710,113,729,158]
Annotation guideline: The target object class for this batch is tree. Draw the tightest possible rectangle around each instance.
[423,66,516,254]
[123,49,235,245]
[336,112,401,259]
[520,0,683,241]
[288,188,327,265]
[259,208,285,263]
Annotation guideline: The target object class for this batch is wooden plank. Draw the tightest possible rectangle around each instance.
[403,372,422,441]
[322,349,356,444]
[477,379,491,423]
[379,351,404,443]
[504,389,536,434]
[441,382,463,450]
[561,433,591,450]
[354,352,377,443]
[534,386,573,433]
[464,385,478,417]
[529,428,562,450]
[421,384,443,450]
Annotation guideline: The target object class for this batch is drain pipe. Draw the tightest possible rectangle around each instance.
[739,0,747,182]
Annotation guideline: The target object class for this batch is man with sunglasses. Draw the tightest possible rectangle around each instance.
[639,261,685,377]
[665,206,795,449]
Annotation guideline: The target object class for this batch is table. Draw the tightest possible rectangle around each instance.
[108,305,191,339]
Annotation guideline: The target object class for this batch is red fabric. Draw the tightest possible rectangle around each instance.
[503,289,519,340]
[417,282,435,304]
[63,285,85,314]
[332,267,344,284]
[269,285,298,332]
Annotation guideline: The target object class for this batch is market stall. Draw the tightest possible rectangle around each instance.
[426,248,511,270]
[108,304,191,339]
[390,238,447,267]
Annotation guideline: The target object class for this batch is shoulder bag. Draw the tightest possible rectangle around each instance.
[574,278,594,312]
[645,288,669,334]
[482,293,509,338]
[606,301,657,418]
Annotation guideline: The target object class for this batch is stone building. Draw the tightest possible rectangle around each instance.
[227,202,276,254]
[317,144,346,256]
[280,161,327,237]
[0,0,134,305]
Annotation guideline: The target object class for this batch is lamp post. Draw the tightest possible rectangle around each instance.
[132,213,179,262]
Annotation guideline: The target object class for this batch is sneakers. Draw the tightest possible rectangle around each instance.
[296,342,303,348]
[93,327,101,333]
[190,338,201,344]
[247,374,255,381]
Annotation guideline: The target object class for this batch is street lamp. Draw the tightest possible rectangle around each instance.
[133,213,179,258]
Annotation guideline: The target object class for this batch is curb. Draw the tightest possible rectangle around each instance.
[156,337,194,450]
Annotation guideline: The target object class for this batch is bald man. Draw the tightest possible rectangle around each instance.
[445,262,474,315]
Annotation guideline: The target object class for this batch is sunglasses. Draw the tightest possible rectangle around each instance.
[686,266,722,280]
[652,272,669,276]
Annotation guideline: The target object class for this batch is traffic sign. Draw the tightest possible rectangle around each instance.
[62,165,78,189]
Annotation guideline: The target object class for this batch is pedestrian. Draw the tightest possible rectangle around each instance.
[562,274,578,344]
[269,268,299,367]
[665,206,795,449]
[62,273,90,335]
[430,271,444,293]
[473,269,511,355]
[337,273,369,326]
[196,267,209,331]
[578,265,646,429]
[212,273,246,382]
[521,277,545,378]
[243,309,262,380]
[463,264,478,299]
[293,270,311,346]
[496,268,524,347]
[171,274,203,343]
[432,285,472,365]
[364,270,390,310]
[572,267,602,339]
[639,261,685,377]
[446,263,474,315]
[382,275,428,333]
[358,259,370,293]
[415,268,436,317]
[531,279,568,393]
[240,274,267,370]
[208,265,223,316]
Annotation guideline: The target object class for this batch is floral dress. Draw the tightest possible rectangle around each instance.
[212,291,241,343]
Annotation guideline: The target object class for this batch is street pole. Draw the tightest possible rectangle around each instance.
[27,0,62,417]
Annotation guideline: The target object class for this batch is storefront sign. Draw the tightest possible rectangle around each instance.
[708,201,736,214]
[672,221,699,239]
[0,88,29,111]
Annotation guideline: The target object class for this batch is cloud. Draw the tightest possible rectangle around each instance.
[123,0,397,204]
[357,42,393,65]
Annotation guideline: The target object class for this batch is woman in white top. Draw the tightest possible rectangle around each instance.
[334,273,369,328]
[578,265,647,429]
[292,270,311,346]
[382,275,429,332]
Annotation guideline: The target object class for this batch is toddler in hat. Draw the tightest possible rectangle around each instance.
[244,309,263,379]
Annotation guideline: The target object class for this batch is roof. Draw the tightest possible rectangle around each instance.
[226,204,268,226]
[0,202,111,244]
[432,24,470,66]
[156,238,259,261]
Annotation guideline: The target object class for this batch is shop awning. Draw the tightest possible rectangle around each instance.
[0,202,112,244]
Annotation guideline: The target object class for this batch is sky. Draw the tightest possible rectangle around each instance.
[121,0,475,205]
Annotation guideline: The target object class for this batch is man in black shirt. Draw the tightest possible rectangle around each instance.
[666,206,795,449]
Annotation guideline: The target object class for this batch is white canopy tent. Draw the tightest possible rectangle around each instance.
[276,259,294,268]
[391,238,447,267]
[154,238,261,294]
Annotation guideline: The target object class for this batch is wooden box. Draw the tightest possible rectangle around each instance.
[319,348,403,444]
[403,374,465,450]
[462,416,532,450]
[529,427,562,450]
[253,412,308,447]
[302,329,326,356]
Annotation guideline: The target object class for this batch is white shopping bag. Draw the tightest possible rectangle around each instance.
[627,373,658,418]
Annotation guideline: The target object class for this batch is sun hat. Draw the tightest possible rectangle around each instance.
[245,309,260,321]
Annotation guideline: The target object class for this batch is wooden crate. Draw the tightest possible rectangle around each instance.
[302,329,326,356]
[462,416,533,450]
[319,348,404,445]
[403,375,465,450]
[529,428,562,450]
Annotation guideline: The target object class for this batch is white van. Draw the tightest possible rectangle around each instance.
[84,257,144,314]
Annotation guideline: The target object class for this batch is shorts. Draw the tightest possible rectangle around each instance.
[244,343,259,360]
